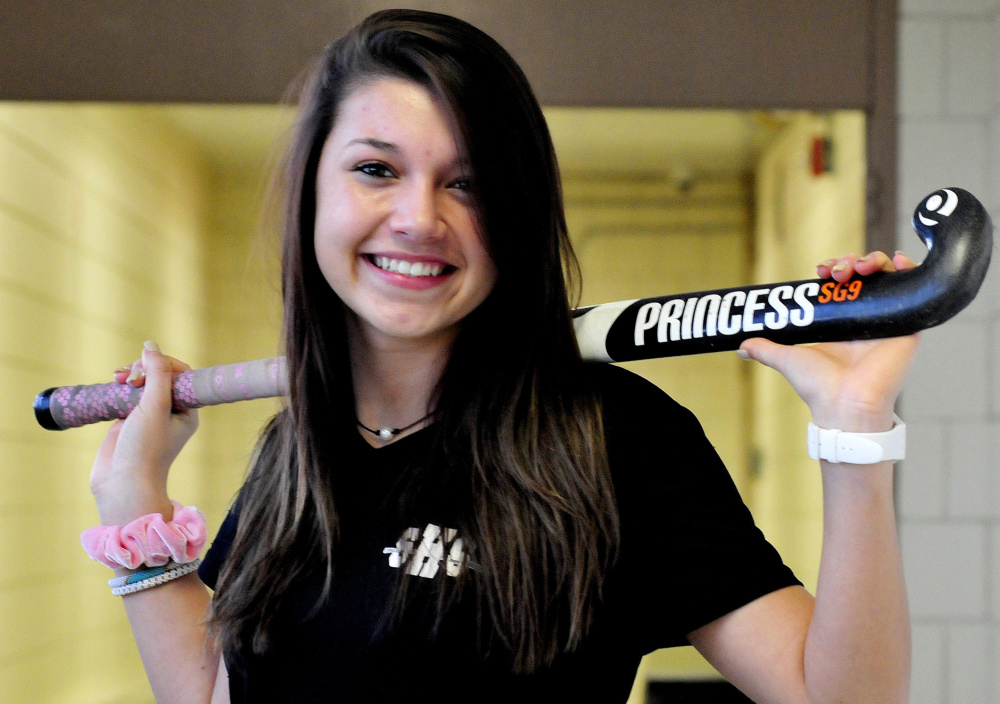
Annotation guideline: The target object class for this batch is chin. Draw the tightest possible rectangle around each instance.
[363,316,454,343]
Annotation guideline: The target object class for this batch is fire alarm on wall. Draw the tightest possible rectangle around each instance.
[811,136,833,176]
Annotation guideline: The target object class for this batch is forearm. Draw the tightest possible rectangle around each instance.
[90,347,217,701]
[120,572,219,704]
[97,491,218,702]
[803,461,909,703]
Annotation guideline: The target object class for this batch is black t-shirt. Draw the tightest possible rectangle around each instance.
[200,364,799,703]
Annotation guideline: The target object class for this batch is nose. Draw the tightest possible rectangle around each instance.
[389,180,445,243]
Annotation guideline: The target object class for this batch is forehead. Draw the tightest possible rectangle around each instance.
[328,77,459,150]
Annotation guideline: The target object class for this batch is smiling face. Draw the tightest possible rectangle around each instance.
[313,78,498,351]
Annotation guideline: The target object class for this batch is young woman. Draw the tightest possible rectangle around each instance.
[89,10,916,703]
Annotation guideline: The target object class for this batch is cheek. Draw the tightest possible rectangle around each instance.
[314,201,361,261]
[471,231,498,285]
[470,250,499,305]
[312,226,353,293]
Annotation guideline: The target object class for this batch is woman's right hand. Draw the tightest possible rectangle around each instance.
[90,341,199,526]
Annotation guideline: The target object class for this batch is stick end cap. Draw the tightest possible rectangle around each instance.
[33,388,63,431]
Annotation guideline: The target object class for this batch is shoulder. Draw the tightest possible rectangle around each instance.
[578,363,728,503]
[578,363,710,474]
[578,362,697,429]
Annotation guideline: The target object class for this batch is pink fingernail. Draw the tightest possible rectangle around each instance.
[831,262,849,273]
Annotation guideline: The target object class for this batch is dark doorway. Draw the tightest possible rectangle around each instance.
[647,679,755,704]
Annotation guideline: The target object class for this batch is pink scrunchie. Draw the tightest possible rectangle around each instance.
[81,501,207,570]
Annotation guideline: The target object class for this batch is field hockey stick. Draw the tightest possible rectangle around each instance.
[34,187,992,430]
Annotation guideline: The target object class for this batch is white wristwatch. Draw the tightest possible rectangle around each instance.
[807,414,906,464]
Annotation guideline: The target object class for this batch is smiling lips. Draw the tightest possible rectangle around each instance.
[367,254,452,279]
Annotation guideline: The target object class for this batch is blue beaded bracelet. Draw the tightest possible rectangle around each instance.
[111,560,200,596]
[108,560,185,588]
[127,565,168,584]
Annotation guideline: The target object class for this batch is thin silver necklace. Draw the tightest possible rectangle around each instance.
[356,412,434,442]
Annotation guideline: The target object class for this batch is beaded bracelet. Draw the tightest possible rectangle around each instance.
[107,559,187,588]
[111,559,201,596]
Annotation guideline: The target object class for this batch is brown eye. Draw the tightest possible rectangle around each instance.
[355,162,394,178]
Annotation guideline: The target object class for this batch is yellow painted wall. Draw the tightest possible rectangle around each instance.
[563,174,754,698]
[0,104,281,703]
[563,112,865,703]
[566,177,754,497]
[750,112,866,593]
[196,136,285,515]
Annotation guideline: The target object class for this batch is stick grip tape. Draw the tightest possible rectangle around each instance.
[35,357,287,430]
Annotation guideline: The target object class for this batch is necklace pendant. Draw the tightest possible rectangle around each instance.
[357,412,433,441]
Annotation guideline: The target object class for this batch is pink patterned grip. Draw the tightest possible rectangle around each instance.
[35,357,288,430]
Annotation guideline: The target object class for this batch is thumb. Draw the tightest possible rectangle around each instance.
[139,340,174,416]
[738,337,834,415]
[738,337,794,372]
[93,419,125,471]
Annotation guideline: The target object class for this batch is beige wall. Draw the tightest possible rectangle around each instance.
[196,141,285,513]
[562,112,866,702]
[564,173,754,694]
[750,112,866,591]
[566,176,754,496]
[0,104,280,703]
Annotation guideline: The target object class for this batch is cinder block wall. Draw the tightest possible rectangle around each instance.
[897,1,1000,701]
[0,104,281,703]
[195,146,285,521]
[0,103,212,702]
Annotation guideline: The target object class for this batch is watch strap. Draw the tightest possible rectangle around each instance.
[807,414,906,464]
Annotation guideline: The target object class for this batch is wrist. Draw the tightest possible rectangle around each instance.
[808,414,906,464]
[95,484,173,526]
[81,503,207,574]
[810,403,896,434]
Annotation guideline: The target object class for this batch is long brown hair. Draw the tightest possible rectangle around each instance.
[208,9,618,673]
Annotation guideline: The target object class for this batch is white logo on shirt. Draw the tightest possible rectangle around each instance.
[383,523,466,578]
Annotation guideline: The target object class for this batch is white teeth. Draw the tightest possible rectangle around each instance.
[371,256,445,278]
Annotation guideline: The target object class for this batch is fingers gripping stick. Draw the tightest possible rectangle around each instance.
[34,188,993,430]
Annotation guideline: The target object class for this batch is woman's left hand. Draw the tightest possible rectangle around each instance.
[738,251,920,432]
[693,251,917,704]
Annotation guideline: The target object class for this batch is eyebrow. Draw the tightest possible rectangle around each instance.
[343,137,472,172]
[345,137,398,152]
